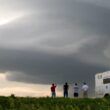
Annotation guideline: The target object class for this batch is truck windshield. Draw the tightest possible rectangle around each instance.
[103,78,110,84]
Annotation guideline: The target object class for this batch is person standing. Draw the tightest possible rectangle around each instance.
[73,83,79,98]
[51,83,57,98]
[63,82,69,98]
[82,82,89,98]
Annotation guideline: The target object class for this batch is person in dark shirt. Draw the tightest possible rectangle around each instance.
[51,83,57,98]
[63,82,69,98]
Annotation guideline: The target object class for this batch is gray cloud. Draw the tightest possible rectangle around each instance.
[0,48,109,84]
[0,0,110,96]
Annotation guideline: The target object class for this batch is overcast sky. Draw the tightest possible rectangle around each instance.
[0,0,110,97]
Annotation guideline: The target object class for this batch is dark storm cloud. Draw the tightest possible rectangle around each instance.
[0,47,109,84]
[0,0,110,91]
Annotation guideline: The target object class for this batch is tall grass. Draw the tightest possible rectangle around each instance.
[0,96,110,110]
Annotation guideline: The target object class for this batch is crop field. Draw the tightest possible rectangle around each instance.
[0,96,110,110]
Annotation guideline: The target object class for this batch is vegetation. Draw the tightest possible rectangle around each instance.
[0,95,110,110]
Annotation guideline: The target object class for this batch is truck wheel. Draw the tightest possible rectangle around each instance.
[104,94,109,98]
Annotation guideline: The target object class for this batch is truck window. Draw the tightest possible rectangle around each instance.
[103,78,110,84]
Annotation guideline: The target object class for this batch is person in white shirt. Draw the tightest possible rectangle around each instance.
[73,83,79,98]
[82,82,89,98]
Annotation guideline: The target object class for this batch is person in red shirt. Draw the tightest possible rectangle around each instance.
[51,83,57,98]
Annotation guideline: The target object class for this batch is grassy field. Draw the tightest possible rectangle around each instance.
[0,95,110,110]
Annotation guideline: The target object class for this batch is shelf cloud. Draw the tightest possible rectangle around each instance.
[0,0,110,96]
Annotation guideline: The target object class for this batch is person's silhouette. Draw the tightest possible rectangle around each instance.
[63,82,69,98]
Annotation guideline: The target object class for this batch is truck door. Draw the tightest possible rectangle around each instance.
[96,86,104,96]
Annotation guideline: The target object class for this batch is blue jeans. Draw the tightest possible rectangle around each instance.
[64,91,68,98]
[51,92,56,98]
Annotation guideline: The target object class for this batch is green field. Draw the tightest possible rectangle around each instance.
[0,96,110,110]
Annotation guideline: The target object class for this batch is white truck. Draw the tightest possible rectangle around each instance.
[95,71,110,97]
